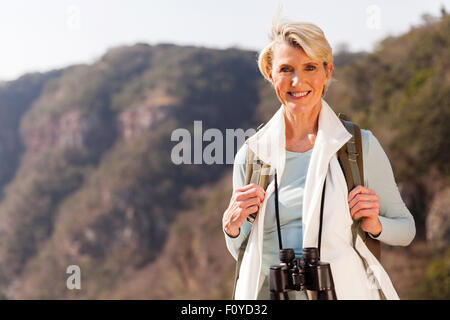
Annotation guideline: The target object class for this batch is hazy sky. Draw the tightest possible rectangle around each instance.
[0,0,447,81]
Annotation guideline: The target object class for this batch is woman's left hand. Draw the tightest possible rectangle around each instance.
[348,185,382,237]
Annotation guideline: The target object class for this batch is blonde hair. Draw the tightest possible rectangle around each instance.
[258,19,334,96]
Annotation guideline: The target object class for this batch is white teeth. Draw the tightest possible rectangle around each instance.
[291,91,309,97]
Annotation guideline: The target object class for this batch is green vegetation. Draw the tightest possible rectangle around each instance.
[0,70,63,195]
[409,248,450,299]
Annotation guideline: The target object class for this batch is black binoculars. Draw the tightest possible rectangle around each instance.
[269,247,337,300]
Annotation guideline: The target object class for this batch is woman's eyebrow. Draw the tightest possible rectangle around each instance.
[278,61,318,66]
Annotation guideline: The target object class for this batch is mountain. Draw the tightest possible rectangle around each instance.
[0,14,448,299]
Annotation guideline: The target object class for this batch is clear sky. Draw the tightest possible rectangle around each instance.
[0,0,448,81]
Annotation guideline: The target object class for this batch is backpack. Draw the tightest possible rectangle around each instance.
[231,114,381,299]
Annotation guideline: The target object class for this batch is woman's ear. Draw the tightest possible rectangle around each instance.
[326,62,334,81]
[266,65,273,83]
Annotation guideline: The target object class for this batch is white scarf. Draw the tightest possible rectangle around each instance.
[235,99,399,300]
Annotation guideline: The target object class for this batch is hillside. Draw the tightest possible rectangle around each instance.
[0,14,448,299]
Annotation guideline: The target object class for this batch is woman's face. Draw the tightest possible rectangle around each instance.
[268,41,333,115]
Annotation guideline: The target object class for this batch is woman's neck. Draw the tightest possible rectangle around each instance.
[283,103,321,152]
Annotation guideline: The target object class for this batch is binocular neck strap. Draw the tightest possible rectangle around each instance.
[274,171,283,250]
[274,170,327,258]
[318,179,327,260]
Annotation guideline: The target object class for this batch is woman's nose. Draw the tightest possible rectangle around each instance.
[291,72,300,86]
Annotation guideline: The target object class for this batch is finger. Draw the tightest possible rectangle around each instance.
[243,204,259,216]
[236,185,265,202]
[353,208,378,220]
[348,185,372,202]
[350,203,380,220]
[256,187,266,203]
[348,193,380,210]
[236,183,258,192]
[350,200,379,217]
[239,196,261,209]
[348,185,364,202]
[348,185,375,202]
[235,186,258,201]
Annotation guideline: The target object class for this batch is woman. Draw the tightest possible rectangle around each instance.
[222,20,416,300]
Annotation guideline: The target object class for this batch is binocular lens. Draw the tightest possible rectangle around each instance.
[302,247,319,264]
[279,248,295,263]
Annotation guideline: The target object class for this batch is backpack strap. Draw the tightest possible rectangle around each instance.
[337,114,385,300]
[337,114,381,260]
[245,149,271,224]
[337,114,364,188]
[232,124,271,299]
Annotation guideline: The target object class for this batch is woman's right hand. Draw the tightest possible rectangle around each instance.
[222,183,266,237]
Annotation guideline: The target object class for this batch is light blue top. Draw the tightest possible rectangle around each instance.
[224,129,416,278]
[261,148,312,275]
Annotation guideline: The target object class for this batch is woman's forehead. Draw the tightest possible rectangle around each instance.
[272,42,317,65]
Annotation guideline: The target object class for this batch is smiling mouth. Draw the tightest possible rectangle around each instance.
[288,90,311,99]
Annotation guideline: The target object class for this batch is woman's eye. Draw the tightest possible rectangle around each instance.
[306,65,316,71]
[280,67,291,72]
